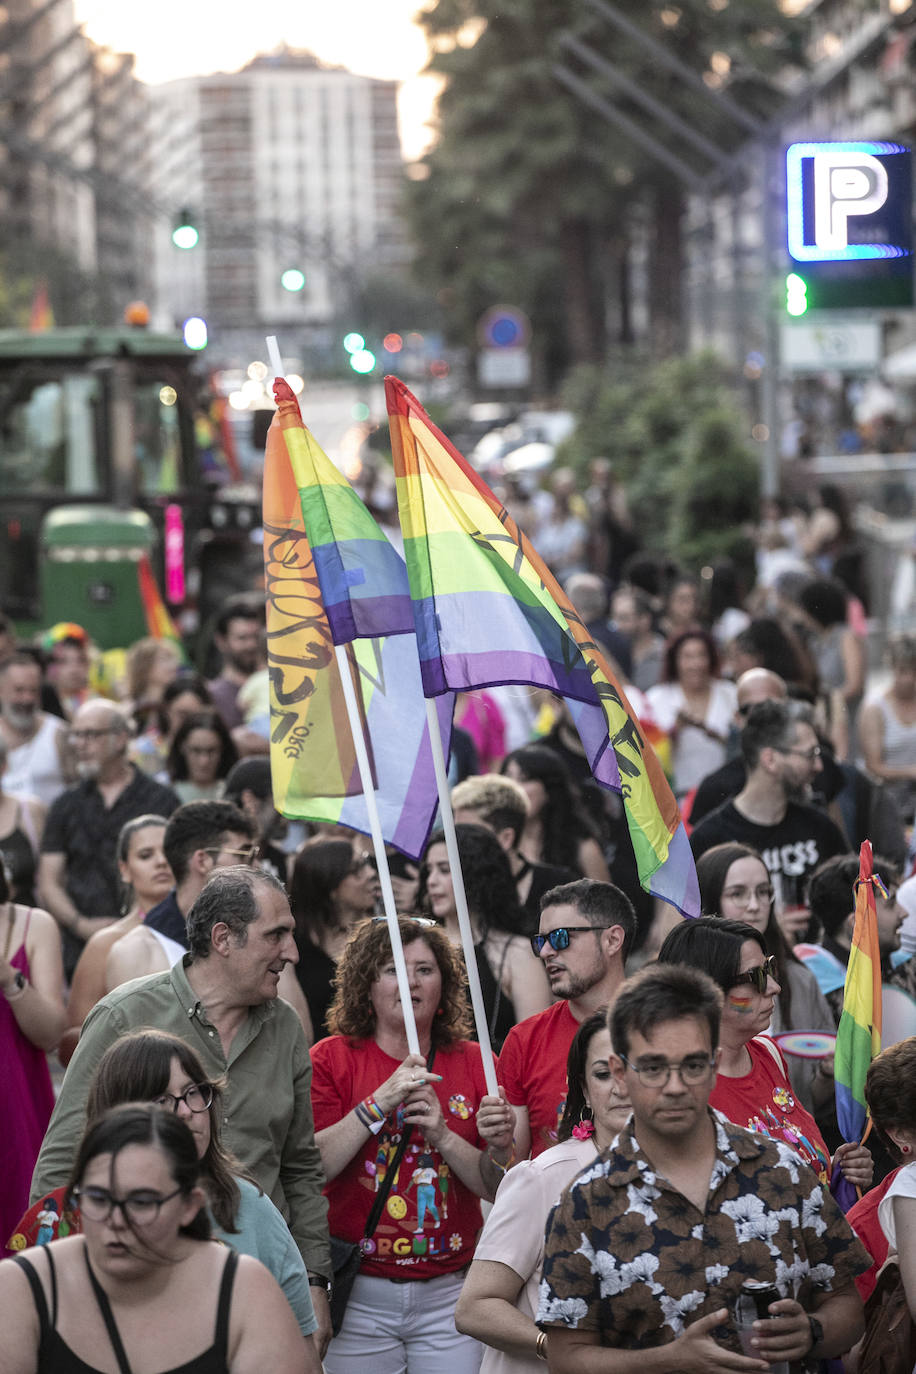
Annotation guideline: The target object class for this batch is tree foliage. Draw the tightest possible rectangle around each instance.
[408,0,803,381]
[556,349,760,568]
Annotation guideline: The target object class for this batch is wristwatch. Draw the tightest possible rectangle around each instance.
[308,1272,332,1296]
[807,1314,824,1355]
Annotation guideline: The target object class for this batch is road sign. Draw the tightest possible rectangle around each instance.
[780,320,881,372]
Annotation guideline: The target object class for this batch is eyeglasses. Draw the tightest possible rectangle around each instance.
[348,851,374,875]
[732,954,778,994]
[152,1083,214,1114]
[620,1054,716,1086]
[775,746,822,762]
[205,845,259,865]
[72,1185,184,1226]
[530,927,601,956]
[70,727,117,742]
[722,884,774,908]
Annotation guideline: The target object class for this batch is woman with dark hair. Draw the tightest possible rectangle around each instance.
[290,835,378,1040]
[647,629,737,799]
[855,1038,916,1310]
[310,916,514,1374]
[795,576,866,759]
[455,1013,631,1373]
[7,1029,319,1347]
[500,743,609,880]
[418,825,551,1049]
[728,615,817,692]
[656,916,871,1192]
[0,858,66,1254]
[60,815,172,1066]
[166,709,238,803]
[0,1102,311,1374]
[131,673,214,778]
[696,842,835,1111]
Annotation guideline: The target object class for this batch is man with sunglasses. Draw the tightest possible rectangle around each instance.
[537,963,869,1371]
[105,800,311,1036]
[690,700,846,912]
[497,879,636,1160]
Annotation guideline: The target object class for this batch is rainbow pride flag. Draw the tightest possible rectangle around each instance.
[262,380,450,859]
[137,555,182,646]
[835,840,883,1142]
[386,376,699,917]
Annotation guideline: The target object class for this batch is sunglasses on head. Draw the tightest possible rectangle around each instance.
[732,954,778,994]
[529,926,600,956]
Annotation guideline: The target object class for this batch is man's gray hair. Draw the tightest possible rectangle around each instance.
[186,865,288,959]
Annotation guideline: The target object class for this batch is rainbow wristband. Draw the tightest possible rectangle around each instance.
[356,1096,387,1135]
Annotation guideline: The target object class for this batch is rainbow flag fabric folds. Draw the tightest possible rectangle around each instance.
[386,375,699,917]
[262,380,450,860]
[835,840,883,1142]
[137,556,183,647]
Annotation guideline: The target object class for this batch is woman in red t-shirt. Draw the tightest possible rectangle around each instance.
[311,916,514,1374]
[657,916,872,1191]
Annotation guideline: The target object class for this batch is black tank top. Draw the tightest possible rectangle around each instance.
[13,1245,238,1374]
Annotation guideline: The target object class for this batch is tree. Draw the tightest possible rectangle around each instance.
[556,349,759,568]
[408,0,803,381]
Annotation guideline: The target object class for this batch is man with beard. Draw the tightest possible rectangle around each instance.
[497,879,635,1159]
[37,698,179,977]
[690,699,846,912]
[0,652,71,805]
[207,593,263,731]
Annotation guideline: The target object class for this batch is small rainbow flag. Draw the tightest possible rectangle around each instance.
[835,840,883,1142]
[386,375,699,917]
[262,380,451,860]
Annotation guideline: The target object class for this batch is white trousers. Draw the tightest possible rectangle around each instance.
[324,1270,483,1374]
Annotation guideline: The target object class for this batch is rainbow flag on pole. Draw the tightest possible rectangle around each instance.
[835,840,883,1142]
[386,375,699,916]
[262,380,450,859]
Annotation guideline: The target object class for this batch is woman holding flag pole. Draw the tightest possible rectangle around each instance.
[310,916,515,1374]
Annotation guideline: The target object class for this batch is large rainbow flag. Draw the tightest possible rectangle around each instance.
[386,376,699,916]
[835,840,883,1142]
[263,380,450,859]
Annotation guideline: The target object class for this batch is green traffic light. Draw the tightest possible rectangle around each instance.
[172,207,199,250]
[786,273,808,316]
[281,268,306,292]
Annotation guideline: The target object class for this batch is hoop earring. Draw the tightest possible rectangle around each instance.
[572,1105,595,1141]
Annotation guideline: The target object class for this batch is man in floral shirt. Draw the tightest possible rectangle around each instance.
[537,964,870,1373]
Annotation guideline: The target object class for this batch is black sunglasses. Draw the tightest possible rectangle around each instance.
[529,926,601,956]
[732,954,778,994]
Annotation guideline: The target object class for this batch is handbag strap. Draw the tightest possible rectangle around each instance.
[84,1247,133,1374]
[361,1044,437,1245]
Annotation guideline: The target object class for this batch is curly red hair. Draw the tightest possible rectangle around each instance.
[327,917,472,1045]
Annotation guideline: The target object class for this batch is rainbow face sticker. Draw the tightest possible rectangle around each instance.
[727,992,756,1014]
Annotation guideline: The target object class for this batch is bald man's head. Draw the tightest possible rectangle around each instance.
[736,668,787,714]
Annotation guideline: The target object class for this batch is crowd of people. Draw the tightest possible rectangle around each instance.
[1,461,916,1374]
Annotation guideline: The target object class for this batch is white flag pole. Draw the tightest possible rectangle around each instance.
[424,699,499,1096]
[266,334,420,1057]
[334,644,421,1056]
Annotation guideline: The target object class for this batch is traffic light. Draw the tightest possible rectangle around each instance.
[172,208,199,250]
[785,273,808,316]
[280,268,306,292]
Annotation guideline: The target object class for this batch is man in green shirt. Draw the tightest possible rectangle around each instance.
[31,865,333,1350]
